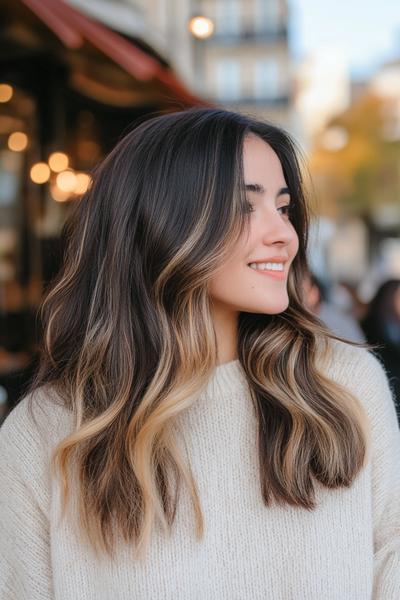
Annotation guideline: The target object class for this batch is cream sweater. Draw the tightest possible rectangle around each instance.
[1,341,400,600]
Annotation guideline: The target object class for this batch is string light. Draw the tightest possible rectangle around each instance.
[8,132,28,152]
[48,152,69,172]
[74,173,91,195]
[56,170,77,193]
[30,162,50,184]
[0,84,13,103]
[188,16,214,39]
[50,183,71,203]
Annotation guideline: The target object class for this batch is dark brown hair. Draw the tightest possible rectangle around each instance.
[30,108,370,558]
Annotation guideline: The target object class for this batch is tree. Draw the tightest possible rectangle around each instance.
[309,93,400,226]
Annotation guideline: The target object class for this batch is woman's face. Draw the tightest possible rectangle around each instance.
[209,134,299,316]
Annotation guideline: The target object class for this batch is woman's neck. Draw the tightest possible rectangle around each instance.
[210,301,239,365]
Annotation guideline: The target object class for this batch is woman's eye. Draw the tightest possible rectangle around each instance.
[278,204,292,218]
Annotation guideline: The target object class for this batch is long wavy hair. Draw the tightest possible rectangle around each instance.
[29,108,370,559]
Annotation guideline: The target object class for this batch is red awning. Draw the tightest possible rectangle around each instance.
[20,0,207,107]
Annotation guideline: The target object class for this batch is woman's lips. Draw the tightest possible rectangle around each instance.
[248,266,286,280]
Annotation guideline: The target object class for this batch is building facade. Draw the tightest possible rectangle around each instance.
[190,0,291,126]
[70,0,292,127]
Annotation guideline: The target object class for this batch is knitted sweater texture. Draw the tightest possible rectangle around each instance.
[1,340,400,599]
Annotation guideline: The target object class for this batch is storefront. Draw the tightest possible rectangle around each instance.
[0,0,206,417]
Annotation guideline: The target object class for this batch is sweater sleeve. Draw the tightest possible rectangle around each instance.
[0,398,54,600]
[366,352,400,600]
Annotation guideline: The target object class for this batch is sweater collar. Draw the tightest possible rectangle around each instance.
[204,359,249,399]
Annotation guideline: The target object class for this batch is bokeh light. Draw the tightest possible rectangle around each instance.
[8,132,28,152]
[48,151,69,172]
[0,84,13,103]
[320,126,349,151]
[50,183,71,203]
[30,162,50,184]
[188,16,214,39]
[74,172,91,195]
[56,170,77,193]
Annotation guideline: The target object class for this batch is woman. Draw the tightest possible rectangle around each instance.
[361,279,400,419]
[0,108,399,599]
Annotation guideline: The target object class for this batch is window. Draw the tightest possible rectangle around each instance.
[215,59,241,101]
[254,0,280,32]
[254,59,280,99]
[215,0,241,35]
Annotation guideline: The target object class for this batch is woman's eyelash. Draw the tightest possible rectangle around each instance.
[244,202,293,217]
[278,204,292,217]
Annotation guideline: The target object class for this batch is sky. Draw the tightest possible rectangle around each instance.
[290,0,400,79]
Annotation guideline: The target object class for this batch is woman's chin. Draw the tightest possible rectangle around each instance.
[242,298,290,315]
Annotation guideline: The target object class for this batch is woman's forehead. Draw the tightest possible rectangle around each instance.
[242,135,286,189]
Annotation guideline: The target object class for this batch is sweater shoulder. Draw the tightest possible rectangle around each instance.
[0,386,74,466]
[0,387,73,521]
[321,338,397,422]
[323,338,388,383]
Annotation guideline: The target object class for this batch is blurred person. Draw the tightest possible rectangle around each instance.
[302,271,366,343]
[335,280,369,323]
[361,279,400,417]
[1,109,399,599]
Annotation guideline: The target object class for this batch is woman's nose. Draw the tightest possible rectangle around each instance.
[260,209,295,247]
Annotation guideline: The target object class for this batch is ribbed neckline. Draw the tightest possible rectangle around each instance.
[205,358,248,399]
[215,358,240,371]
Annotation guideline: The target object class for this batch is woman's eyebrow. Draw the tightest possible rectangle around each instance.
[245,183,265,194]
[245,183,291,198]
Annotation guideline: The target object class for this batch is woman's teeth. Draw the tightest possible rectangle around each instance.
[248,262,284,271]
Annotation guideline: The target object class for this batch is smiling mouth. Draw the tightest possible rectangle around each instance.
[247,263,285,272]
[247,262,287,279]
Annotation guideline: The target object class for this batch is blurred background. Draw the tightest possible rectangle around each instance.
[0,0,399,420]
